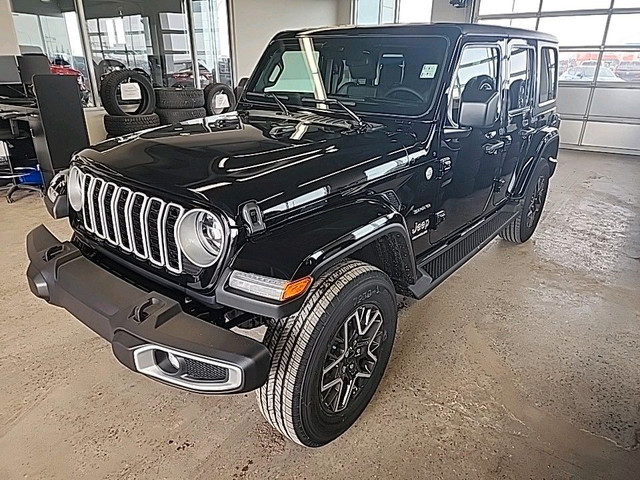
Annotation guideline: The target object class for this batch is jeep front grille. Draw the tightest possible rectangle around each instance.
[79,171,185,274]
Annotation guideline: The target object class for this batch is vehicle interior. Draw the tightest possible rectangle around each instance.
[250,36,449,115]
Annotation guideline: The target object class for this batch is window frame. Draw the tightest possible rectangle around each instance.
[538,44,559,107]
[507,43,536,116]
[446,41,503,128]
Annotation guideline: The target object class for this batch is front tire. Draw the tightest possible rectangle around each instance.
[257,260,397,447]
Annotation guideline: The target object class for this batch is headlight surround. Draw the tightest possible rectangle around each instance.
[67,166,84,212]
[176,208,225,267]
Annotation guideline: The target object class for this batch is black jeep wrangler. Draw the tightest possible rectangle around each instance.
[27,24,559,447]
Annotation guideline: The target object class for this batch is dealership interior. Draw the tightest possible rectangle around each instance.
[0,0,639,478]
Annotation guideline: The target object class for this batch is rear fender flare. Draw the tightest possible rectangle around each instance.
[513,126,559,198]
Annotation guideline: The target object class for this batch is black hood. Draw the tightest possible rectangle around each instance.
[78,112,432,221]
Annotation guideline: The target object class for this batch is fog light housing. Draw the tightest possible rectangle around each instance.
[228,271,312,301]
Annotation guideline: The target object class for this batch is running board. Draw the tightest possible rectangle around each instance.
[408,211,517,299]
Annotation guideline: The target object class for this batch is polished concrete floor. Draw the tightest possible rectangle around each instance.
[0,149,638,479]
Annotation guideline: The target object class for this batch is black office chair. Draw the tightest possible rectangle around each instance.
[0,113,43,203]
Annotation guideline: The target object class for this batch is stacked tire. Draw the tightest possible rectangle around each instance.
[155,87,207,125]
[154,83,235,125]
[100,70,159,138]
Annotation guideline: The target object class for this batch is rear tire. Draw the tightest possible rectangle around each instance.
[257,260,397,447]
[500,161,550,244]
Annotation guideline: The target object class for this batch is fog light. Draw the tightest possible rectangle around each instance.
[167,352,181,370]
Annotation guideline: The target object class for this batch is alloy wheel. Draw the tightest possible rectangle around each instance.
[320,305,384,414]
[526,174,546,228]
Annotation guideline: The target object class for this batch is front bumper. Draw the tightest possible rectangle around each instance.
[26,225,270,394]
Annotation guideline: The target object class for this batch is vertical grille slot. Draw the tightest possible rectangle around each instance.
[103,183,118,244]
[82,175,94,232]
[164,204,183,273]
[146,198,165,265]
[131,192,148,259]
[92,178,105,238]
[116,188,132,252]
[76,171,186,274]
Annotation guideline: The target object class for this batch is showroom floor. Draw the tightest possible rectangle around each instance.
[0,149,638,479]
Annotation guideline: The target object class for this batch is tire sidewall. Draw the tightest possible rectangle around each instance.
[204,83,235,115]
[296,270,397,446]
[100,70,155,116]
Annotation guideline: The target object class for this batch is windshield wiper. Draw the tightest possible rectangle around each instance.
[301,97,370,130]
[266,92,290,116]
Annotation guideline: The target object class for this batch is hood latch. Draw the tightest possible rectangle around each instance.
[241,201,266,235]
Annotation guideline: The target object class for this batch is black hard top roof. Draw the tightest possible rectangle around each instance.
[274,22,558,44]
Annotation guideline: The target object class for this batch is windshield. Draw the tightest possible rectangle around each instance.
[246,35,450,117]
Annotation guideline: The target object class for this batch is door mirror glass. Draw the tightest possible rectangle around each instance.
[459,91,500,128]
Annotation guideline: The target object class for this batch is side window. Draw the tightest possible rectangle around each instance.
[508,46,534,112]
[448,46,500,126]
[264,50,320,93]
[539,47,558,104]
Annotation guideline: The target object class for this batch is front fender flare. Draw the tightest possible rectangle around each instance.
[216,199,416,318]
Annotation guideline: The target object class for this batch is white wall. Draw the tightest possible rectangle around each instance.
[431,0,472,22]
[230,0,344,81]
[0,0,19,55]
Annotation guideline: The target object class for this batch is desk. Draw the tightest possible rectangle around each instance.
[0,75,89,191]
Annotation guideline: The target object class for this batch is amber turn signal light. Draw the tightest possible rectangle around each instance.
[281,276,313,301]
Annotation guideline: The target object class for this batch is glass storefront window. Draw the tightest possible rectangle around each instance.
[478,0,540,16]
[615,0,640,7]
[193,0,232,87]
[606,13,640,46]
[355,0,398,25]
[538,15,608,46]
[11,3,94,106]
[84,2,191,89]
[398,0,432,23]
[541,0,611,11]
[478,17,538,29]
[557,51,627,83]
[357,0,382,25]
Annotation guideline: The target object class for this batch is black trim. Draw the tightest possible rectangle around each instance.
[26,225,270,394]
[409,210,517,299]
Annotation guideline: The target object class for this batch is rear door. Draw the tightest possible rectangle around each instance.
[493,41,536,205]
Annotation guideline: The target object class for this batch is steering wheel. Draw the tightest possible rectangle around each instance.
[384,86,424,101]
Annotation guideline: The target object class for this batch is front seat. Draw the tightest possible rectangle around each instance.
[338,53,378,97]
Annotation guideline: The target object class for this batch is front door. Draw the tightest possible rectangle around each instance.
[431,44,504,244]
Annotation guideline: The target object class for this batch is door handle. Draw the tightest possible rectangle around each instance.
[520,127,536,138]
[483,140,505,155]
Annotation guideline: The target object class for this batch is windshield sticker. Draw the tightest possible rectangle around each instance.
[420,64,438,79]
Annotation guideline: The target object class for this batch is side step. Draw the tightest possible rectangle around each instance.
[408,211,517,299]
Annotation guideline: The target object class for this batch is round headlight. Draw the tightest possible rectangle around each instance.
[68,166,84,212]
[176,209,225,267]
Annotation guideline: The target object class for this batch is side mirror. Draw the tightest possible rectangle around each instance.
[234,77,248,102]
[459,91,499,129]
